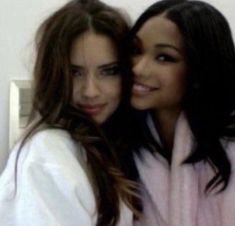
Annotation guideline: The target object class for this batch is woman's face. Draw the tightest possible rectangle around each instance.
[70,31,122,124]
[131,15,187,115]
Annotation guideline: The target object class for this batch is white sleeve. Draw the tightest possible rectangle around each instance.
[0,129,97,226]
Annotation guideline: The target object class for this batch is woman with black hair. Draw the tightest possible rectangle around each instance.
[129,0,235,225]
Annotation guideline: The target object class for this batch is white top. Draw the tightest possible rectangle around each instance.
[0,129,133,226]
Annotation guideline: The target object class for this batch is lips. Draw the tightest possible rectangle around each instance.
[80,104,106,115]
[132,82,159,96]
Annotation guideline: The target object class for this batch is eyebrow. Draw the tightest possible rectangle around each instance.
[154,43,182,54]
[71,62,119,70]
[98,62,119,70]
[134,35,182,54]
[71,64,82,70]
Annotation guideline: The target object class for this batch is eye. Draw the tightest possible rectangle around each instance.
[156,54,178,63]
[71,67,83,77]
[100,65,120,76]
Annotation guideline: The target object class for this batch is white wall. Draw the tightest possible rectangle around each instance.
[0,0,235,172]
[0,0,69,171]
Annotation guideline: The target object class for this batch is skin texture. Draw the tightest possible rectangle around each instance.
[131,15,187,149]
[70,31,122,124]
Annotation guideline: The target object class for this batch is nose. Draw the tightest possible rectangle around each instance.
[81,76,99,99]
[132,55,150,79]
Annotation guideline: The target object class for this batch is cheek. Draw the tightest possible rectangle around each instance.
[72,79,81,101]
[103,79,122,100]
[176,70,187,92]
[168,73,186,100]
[131,56,140,73]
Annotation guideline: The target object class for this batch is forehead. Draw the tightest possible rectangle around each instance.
[136,15,183,49]
[70,31,118,65]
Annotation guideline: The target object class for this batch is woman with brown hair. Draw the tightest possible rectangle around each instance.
[0,0,141,225]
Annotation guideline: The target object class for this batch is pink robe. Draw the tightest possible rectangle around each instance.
[135,113,235,226]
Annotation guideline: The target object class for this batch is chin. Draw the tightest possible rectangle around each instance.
[92,116,106,125]
[131,99,149,111]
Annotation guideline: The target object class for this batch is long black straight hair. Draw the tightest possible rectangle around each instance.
[128,0,235,192]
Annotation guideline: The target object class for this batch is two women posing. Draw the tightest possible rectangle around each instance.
[1,0,235,226]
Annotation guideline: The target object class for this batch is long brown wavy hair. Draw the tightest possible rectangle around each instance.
[16,0,141,225]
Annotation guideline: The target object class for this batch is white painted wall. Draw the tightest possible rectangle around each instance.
[0,0,69,172]
[0,0,235,172]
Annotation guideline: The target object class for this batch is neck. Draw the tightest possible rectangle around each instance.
[153,108,181,151]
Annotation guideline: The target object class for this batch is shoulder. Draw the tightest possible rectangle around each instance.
[28,128,75,151]
[1,128,88,191]
[18,128,86,167]
[0,129,97,221]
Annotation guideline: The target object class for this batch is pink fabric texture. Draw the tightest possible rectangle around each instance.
[135,113,235,226]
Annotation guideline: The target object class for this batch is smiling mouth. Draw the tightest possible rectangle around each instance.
[80,104,106,115]
[132,82,159,96]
